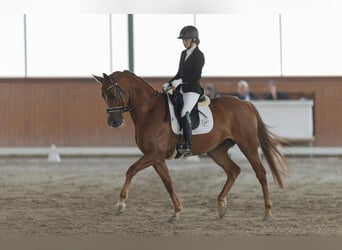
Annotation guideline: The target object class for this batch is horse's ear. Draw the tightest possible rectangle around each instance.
[102,73,114,84]
[92,75,104,84]
[102,73,110,80]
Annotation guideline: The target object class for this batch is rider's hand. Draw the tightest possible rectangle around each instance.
[170,79,182,88]
[162,82,171,92]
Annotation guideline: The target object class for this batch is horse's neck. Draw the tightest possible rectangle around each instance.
[115,72,155,103]
[128,79,156,106]
[129,93,165,129]
[122,74,161,125]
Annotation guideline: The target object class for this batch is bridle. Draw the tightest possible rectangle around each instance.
[103,76,162,115]
[103,82,133,114]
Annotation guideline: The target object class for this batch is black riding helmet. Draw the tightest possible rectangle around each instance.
[177,25,200,43]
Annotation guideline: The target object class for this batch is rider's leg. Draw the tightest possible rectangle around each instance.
[180,91,200,118]
[178,90,200,155]
[180,111,192,154]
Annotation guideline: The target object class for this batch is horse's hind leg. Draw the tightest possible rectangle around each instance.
[238,144,273,221]
[207,141,241,219]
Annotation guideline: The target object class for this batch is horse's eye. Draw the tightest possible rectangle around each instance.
[107,92,115,99]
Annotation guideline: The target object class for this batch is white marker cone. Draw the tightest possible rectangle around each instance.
[47,144,61,163]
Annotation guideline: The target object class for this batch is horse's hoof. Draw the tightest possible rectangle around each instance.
[218,205,227,219]
[263,215,273,221]
[168,217,179,224]
[115,201,126,216]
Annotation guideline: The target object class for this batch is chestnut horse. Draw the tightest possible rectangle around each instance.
[93,70,288,223]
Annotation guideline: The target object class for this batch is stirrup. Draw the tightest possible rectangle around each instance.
[177,142,192,156]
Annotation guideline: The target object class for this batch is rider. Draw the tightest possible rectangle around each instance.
[164,25,205,156]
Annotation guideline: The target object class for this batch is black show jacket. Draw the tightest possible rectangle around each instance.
[170,46,205,94]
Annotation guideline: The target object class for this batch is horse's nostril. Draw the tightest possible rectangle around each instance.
[108,118,122,127]
[107,120,114,127]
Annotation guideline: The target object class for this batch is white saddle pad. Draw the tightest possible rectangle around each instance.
[167,93,214,135]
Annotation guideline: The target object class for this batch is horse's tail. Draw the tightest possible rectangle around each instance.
[254,106,289,189]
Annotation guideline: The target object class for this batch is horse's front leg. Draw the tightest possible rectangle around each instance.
[153,162,182,224]
[115,154,153,215]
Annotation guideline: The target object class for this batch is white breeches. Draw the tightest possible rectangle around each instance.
[180,88,200,117]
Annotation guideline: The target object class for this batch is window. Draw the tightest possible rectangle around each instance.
[111,14,129,72]
[196,14,281,76]
[134,14,281,77]
[26,14,110,77]
[0,14,25,77]
[2,13,342,77]
[282,14,342,76]
[134,14,194,76]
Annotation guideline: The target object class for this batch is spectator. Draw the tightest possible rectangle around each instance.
[264,80,289,100]
[204,83,220,99]
[234,80,257,101]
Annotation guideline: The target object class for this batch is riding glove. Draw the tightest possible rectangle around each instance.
[170,79,183,88]
[162,82,172,92]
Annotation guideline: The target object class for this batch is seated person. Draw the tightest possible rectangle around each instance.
[264,80,289,100]
[234,80,257,101]
[204,83,220,99]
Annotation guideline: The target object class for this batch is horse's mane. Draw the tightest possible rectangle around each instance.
[113,70,158,93]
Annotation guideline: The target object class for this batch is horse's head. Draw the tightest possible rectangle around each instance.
[93,73,130,128]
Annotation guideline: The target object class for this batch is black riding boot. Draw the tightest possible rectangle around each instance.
[177,112,192,156]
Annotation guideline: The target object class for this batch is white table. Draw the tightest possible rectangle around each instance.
[251,100,314,144]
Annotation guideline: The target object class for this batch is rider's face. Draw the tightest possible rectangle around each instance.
[182,39,192,49]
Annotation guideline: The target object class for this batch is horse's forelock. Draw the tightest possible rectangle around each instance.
[101,74,113,91]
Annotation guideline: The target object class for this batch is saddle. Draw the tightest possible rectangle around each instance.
[168,86,210,130]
